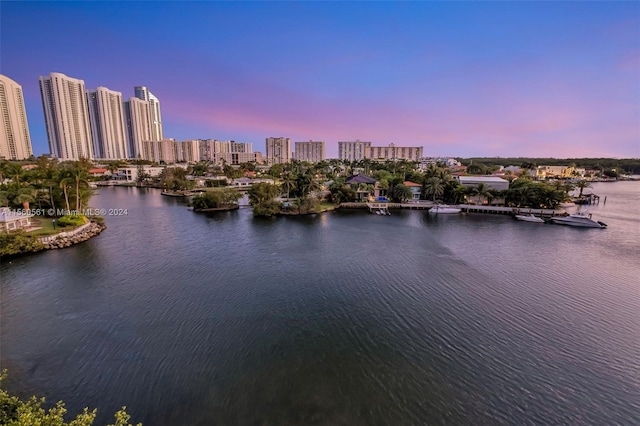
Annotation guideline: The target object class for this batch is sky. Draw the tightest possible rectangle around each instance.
[1,1,639,159]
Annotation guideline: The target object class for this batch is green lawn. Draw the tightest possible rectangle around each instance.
[27,218,78,236]
[317,202,337,212]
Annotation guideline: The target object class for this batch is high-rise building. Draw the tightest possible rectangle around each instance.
[294,140,325,163]
[124,97,152,159]
[365,143,423,161]
[141,138,179,163]
[196,139,257,164]
[181,140,201,163]
[39,72,94,160]
[265,137,291,164]
[134,86,163,141]
[338,140,371,161]
[87,87,128,159]
[0,74,33,160]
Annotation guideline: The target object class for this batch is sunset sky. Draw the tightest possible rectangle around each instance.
[2,1,639,158]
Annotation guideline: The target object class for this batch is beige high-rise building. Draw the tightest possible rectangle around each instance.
[338,140,371,161]
[124,97,152,159]
[141,138,179,164]
[198,140,256,164]
[0,75,33,160]
[181,140,201,163]
[134,86,163,141]
[365,143,423,161]
[265,137,291,164]
[294,140,325,163]
[88,87,128,159]
[39,72,94,160]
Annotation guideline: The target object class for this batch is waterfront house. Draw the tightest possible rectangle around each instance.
[403,181,422,200]
[115,166,165,182]
[229,177,275,188]
[345,174,380,201]
[88,168,110,177]
[0,207,34,232]
[457,176,509,192]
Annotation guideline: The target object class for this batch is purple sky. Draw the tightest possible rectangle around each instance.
[2,2,639,158]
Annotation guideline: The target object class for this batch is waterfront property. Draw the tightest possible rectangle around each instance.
[457,176,510,192]
[403,181,422,200]
[345,174,380,200]
[0,207,33,232]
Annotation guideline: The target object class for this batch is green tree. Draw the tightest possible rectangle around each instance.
[280,171,297,199]
[422,177,445,202]
[59,177,73,212]
[473,182,492,205]
[248,183,281,217]
[0,371,141,426]
[68,160,91,210]
[391,184,412,202]
[14,187,36,210]
[575,179,591,197]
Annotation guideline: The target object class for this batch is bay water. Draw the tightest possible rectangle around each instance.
[1,182,638,425]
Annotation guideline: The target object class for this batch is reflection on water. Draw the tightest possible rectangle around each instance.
[1,182,638,425]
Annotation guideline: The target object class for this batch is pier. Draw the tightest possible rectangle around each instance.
[458,205,565,217]
[339,201,434,211]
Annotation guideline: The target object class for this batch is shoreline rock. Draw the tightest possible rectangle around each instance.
[41,221,107,250]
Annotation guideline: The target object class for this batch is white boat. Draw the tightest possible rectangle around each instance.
[551,212,607,228]
[429,205,461,214]
[515,214,545,223]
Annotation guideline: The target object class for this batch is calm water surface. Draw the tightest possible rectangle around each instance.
[1,182,639,425]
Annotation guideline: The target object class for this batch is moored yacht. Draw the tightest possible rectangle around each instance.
[429,205,461,214]
[515,214,545,223]
[551,212,607,228]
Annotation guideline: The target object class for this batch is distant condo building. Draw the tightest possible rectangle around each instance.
[199,139,260,165]
[134,86,163,141]
[87,87,128,159]
[123,97,152,159]
[265,137,291,164]
[182,139,201,163]
[0,74,33,160]
[139,138,262,165]
[39,72,94,160]
[338,140,371,161]
[142,138,180,164]
[294,140,325,163]
[365,143,423,161]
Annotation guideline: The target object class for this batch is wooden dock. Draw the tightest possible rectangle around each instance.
[338,202,565,217]
[458,205,565,217]
[339,201,434,211]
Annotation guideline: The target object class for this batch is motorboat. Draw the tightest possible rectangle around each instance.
[551,212,607,228]
[429,205,461,214]
[515,214,545,223]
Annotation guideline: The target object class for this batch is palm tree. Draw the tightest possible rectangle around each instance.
[3,162,24,183]
[392,184,412,203]
[68,161,90,210]
[280,171,297,199]
[423,177,445,202]
[517,167,533,180]
[503,170,516,183]
[473,183,492,205]
[575,180,591,197]
[60,177,73,212]
[14,187,35,210]
[300,172,321,197]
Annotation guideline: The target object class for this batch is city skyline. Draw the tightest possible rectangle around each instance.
[2,2,639,159]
